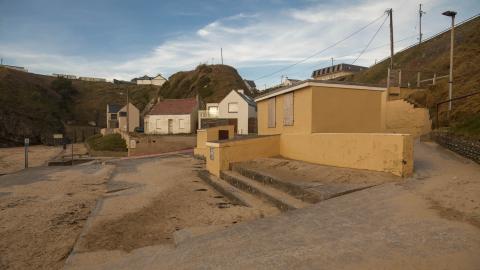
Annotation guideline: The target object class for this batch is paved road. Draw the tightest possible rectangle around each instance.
[64,141,480,270]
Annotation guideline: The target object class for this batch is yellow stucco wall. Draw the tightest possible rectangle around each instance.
[385,100,431,138]
[279,133,413,177]
[257,88,313,135]
[205,132,413,177]
[206,135,280,176]
[257,85,387,135]
[193,125,235,158]
[311,86,386,133]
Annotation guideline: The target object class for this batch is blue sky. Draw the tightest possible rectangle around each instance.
[0,0,478,87]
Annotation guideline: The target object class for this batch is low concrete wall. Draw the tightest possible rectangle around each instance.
[206,133,414,177]
[280,133,413,177]
[206,136,280,176]
[129,135,196,156]
[194,125,235,159]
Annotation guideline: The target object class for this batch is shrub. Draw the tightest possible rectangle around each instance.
[86,134,127,152]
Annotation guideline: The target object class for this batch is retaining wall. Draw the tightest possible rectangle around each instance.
[431,131,480,163]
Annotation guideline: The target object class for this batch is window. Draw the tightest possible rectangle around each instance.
[228,102,239,113]
[119,111,127,117]
[110,113,117,120]
[268,97,276,128]
[283,93,294,126]
[179,119,185,129]
[156,119,161,129]
[208,106,218,116]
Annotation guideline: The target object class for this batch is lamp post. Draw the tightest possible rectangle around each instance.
[442,10,456,111]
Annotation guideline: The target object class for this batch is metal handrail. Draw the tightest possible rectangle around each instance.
[436,90,480,127]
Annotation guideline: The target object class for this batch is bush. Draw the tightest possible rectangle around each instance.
[86,134,127,152]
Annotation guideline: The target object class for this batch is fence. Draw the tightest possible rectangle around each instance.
[387,68,448,89]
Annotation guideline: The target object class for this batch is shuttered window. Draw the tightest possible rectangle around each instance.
[283,93,294,126]
[268,98,276,128]
[179,119,185,129]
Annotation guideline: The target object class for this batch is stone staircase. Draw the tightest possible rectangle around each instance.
[197,164,316,212]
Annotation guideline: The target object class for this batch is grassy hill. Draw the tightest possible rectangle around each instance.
[159,64,252,103]
[345,15,480,131]
[0,67,159,146]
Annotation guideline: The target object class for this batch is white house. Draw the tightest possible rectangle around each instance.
[198,89,257,135]
[144,97,198,134]
[133,74,167,86]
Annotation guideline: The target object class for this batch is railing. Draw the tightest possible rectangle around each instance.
[387,68,448,88]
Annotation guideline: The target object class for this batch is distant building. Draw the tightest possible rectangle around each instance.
[132,74,167,86]
[243,79,257,91]
[53,73,77,80]
[79,76,106,82]
[0,64,28,72]
[144,97,199,134]
[311,63,367,80]
[113,79,135,85]
[282,77,301,86]
[106,103,140,133]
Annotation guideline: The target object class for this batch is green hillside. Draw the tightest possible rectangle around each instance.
[345,16,480,130]
[0,68,159,146]
[159,64,252,103]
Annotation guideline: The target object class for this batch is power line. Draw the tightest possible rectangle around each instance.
[253,12,387,81]
[352,14,389,64]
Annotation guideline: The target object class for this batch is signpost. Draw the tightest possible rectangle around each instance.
[24,138,29,168]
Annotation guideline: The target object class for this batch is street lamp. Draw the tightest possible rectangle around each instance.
[442,10,456,111]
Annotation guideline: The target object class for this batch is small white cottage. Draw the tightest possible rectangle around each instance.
[144,97,198,134]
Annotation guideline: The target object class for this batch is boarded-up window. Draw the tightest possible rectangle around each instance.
[156,119,161,129]
[179,119,185,129]
[283,93,294,126]
[268,98,276,128]
[228,102,239,113]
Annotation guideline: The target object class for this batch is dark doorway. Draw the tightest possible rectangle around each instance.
[218,130,229,140]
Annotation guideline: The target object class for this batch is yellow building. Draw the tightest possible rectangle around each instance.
[200,80,414,178]
[256,80,387,135]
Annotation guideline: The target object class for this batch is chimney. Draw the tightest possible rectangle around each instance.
[237,89,244,94]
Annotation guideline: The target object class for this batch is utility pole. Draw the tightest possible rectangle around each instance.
[220,48,224,65]
[419,4,426,44]
[442,10,456,111]
[126,88,130,133]
[388,8,394,69]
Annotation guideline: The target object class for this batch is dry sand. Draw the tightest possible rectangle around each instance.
[0,164,113,270]
[76,155,277,253]
[0,145,63,174]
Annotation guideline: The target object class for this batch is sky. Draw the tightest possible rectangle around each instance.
[0,0,478,88]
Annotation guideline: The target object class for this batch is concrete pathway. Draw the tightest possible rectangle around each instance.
[64,141,480,270]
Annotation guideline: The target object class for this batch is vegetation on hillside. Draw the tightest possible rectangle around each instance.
[0,68,158,146]
[344,16,480,131]
[159,64,252,103]
[86,134,127,152]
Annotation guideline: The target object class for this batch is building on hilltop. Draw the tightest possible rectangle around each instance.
[79,76,106,82]
[53,73,77,80]
[0,64,28,72]
[132,74,167,86]
[311,63,366,81]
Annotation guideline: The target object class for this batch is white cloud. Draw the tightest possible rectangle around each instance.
[2,0,477,86]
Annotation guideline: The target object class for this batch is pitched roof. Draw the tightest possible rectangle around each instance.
[148,98,198,115]
[235,90,256,107]
[107,104,122,113]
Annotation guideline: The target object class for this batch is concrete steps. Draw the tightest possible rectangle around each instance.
[197,170,278,212]
[231,163,321,203]
[220,170,310,212]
